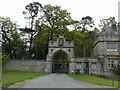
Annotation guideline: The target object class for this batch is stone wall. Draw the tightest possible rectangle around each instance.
[3,59,114,76]
[3,60,46,72]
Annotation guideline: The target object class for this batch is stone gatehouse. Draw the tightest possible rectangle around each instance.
[45,34,102,75]
[46,35,75,73]
[45,18,119,76]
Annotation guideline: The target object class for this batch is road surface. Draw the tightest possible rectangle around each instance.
[11,74,111,88]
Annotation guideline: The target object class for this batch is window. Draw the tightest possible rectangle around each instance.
[107,42,117,51]
[68,49,71,52]
[76,63,82,69]
[107,58,118,68]
[91,63,96,69]
[114,59,118,65]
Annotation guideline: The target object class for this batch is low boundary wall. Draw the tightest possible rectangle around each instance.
[3,60,46,72]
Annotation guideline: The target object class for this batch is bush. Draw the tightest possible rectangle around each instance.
[2,54,10,66]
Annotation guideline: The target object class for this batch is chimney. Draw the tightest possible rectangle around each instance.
[111,17,117,31]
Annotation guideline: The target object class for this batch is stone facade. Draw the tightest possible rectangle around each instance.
[93,20,119,76]
[46,35,75,73]
[75,58,100,74]
[45,34,104,74]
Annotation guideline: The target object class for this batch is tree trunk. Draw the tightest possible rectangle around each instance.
[29,17,34,51]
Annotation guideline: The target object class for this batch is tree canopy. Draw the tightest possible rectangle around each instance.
[0,2,117,60]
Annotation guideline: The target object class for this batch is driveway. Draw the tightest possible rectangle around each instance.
[11,74,111,88]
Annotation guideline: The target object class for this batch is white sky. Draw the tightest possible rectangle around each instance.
[0,0,119,28]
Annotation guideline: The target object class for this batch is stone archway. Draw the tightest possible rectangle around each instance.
[46,35,75,73]
[52,50,69,73]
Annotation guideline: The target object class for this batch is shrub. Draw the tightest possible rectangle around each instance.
[2,54,10,66]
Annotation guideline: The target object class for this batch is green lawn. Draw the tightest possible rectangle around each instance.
[68,74,118,88]
[2,70,47,87]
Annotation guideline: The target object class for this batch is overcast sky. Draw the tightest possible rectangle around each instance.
[0,0,119,28]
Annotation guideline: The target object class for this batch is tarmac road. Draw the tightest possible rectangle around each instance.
[10,74,111,88]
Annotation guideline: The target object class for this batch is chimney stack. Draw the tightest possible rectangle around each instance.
[111,17,117,31]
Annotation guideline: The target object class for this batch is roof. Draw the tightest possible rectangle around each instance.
[96,24,118,37]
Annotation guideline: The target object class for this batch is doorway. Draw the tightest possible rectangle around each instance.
[52,50,69,73]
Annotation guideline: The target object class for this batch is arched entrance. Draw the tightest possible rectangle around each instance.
[52,50,69,73]
[46,35,75,73]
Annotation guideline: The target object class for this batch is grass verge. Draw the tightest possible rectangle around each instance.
[2,70,47,87]
[68,74,118,88]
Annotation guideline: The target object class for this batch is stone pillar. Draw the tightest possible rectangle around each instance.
[69,62,75,70]
[69,57,75,73]
[46,62,52,73]
[46,54,52,73]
